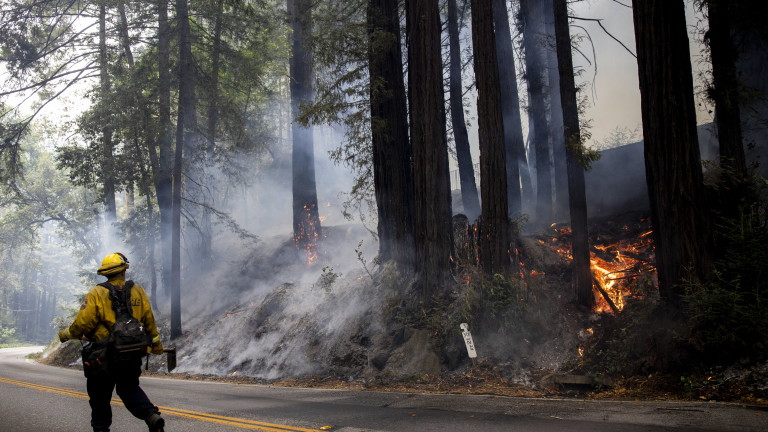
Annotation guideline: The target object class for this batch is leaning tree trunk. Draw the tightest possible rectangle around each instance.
[472,0,511,276]
[289,0,322,263]
[632,0,713,307]
[406,0,453,303]
[448,0,481,222]
[491,0,527,218]
[520,0,552,226]
[171,0,196,339]
[553,0,593,308]
[368,0,415,266]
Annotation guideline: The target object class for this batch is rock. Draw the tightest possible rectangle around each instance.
[384,329,442,376]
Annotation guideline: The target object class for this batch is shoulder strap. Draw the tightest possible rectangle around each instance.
[99,280,135,317]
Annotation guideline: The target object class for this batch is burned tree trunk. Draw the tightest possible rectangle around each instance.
[368,0,414,266]
[491,0,527,218]
[520,0,552,226]
[289,0,322,263]
[632,0,713,306]
[406,0,453,301]
[553,0,592,308]
[448,0,481,222]
[472,0,510,276]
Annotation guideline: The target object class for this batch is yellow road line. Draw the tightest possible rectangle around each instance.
[0,376,324,432]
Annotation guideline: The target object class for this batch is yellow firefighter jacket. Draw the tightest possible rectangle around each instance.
[61,275,161,348]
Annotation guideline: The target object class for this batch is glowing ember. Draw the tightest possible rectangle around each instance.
[294,203,321,265]
[541,219,655,313]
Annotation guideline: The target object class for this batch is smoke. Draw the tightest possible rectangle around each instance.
[153,124,384,379]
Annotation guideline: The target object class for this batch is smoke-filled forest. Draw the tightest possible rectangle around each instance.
[1,0,767,401]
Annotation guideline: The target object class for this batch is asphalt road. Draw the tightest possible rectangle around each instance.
[1,346,766,432]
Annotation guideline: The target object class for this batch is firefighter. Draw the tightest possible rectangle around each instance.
[58,252,166,432]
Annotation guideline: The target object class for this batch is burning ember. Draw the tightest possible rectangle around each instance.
[539,218,656,313]
[294,203,321,265]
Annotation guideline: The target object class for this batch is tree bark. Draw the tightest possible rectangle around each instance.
[368,0,415,266]
[553,0,593,308]
[199,0,225,263]
[448,0,481,222]
[632,0,713,307]
[491,0,527,218]
[707,0,746,178]
[520,0,552,226]
[289,0,322,263]
[472,0,510,276]
[406,0,453,302]
[156,0,173,298]
[543,0,568,221]
[99,3,117,224]
[172,0,196,339]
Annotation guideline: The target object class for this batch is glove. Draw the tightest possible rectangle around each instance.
[58,329,70,343]
[150,341,164,355]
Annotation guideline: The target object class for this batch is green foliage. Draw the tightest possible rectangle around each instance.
[316,266,341,293]
[681,172,768,365]
[566,132,601,170]
[0,326,18,344]
[462,273,529,335]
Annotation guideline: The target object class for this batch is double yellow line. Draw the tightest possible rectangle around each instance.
[0,376,327,432]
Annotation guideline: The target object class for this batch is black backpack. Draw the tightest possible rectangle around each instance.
[100,281,151,359]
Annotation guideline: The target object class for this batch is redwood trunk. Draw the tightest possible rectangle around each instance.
[491,0,527,218]
[406,0,453,301]
[632,0,713,306]
[553,0,593,308]
[368,0,414,266]
[448,0,481,221]
[520,0,552,225]
[472,0,510,276]
[289,0,322,261]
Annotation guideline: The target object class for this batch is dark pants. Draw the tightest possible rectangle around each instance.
[86,356,158,431]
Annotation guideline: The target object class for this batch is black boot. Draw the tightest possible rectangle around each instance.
[146,413,165,432]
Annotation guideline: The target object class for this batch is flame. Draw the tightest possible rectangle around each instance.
[543,221,655,314]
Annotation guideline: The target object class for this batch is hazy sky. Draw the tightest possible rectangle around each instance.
[569,0,711,145]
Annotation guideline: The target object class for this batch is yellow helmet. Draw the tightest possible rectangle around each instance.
[97,252,130,276]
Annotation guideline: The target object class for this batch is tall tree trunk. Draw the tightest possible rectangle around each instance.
[491,0,527,218]
[472,0,510,276]
[99,3,116,223]
[632,0,713,307]
[553,0,593,308]
[543,0,568,221]
[156,0,173,298]
[368,0,415,266]
[406,0,453,302]
[448,0,481,222]
[199,0,225,263]
[172,0,196,339]
[520,0,552,226]
[289,0,322,263]
[118,1,135,215]
[707,0,746,178]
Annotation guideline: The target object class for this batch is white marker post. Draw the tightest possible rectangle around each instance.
[460,323,477,360]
